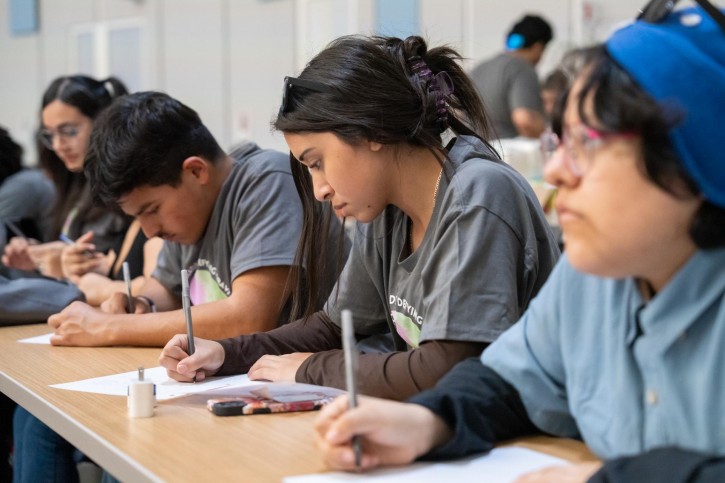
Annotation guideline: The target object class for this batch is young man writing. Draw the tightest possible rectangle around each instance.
[48,91,342,347]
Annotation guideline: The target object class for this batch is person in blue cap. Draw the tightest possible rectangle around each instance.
[312,1,725,481]
[470,14,553,139]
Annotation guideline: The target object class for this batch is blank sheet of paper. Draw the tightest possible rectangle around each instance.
[50,366,346,402]
[284,446,570,483]
[18,332,53,344]
[50,366,259,400]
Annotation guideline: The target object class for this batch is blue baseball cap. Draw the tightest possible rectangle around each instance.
[606,6,725,207]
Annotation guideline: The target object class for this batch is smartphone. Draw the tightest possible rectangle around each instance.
[207,396,334,416]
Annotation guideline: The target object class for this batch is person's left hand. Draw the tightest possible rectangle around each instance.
[515,462,602,483]
[60,231,106,282]
[47,301,113,346]
[247,353,314,382]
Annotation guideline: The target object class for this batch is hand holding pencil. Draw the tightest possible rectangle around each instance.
[59,231,105,282]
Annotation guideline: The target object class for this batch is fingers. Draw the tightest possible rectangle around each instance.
[319,442,379,471]
[77,231,95,243]
[159,335,218,382]
[247,355,279,381]
[133,299,149,314]
[314,395,350,441]
[47,300,83,329]
[48,313,61,329]
[49,333,67,346]
[321,398,386,446]
[159,336,195,382]
[100,293,131,314]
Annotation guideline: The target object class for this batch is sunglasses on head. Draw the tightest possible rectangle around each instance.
[638,0,725,31]
[279,76,332,114]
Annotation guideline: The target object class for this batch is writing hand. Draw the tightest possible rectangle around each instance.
[514,462,602,483]
[60,231,105,282]
[158,335,225,382]
[2,237,37,271]
[27,241,66,278]
[314,395,452,471]
[48,301,113,346]
[100,291,149,314]
[247,353,313,382]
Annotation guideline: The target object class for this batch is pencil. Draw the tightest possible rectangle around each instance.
[181,269,196,383]
[122,261,134,313]
[5,221,25,239]
[341,309,362,470]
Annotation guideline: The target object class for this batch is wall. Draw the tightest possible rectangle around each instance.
[0,0,642,163]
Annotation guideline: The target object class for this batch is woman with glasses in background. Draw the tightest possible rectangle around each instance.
[312,3,725,482]
[2,75,131,279]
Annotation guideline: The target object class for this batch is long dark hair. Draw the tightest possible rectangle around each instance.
[274,35,499,319]
[38,75,128,238]
[574,46,725,248]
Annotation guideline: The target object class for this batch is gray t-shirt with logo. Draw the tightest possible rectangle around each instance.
[325,135,559,350]
[470,53,544,139]
[152,143,301,320]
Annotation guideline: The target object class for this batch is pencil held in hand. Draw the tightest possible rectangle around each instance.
[123,261,134,313]
[181,269,196,382]
[341,309,362,470]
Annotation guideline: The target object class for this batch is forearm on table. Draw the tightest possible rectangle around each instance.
[298,340,488,400]
[217,310,342,376]
[108,296,277,346]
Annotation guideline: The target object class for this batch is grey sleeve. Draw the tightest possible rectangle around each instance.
[229,169,302,279]
[0,171,54,223]
[0,272,85,325]
[420,204,537,344]
[508,64,544,113]
[151,242,183,296]
[481,259,580,438]
[324,226,389,335]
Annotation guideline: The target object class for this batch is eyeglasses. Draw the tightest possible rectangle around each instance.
[638,0,725,32]
[540,125,636,177]
[279,76,332,114]
[38,125,83,150]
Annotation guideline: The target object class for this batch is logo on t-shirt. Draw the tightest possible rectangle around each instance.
[389,295,423,348]
[189,265,229,305]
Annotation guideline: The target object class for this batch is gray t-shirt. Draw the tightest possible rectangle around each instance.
[0,169,55,240]
[470,53,544,139]
[325,135,559,350]
[152,143,301,318]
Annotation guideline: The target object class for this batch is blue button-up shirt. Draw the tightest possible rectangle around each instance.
[483,249,725,458]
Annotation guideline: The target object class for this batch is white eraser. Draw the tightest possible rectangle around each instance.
[128,367,156,418]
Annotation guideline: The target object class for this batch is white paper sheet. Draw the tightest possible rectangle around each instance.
[18,332,53,344]
[51,366,259,400]
[284,446,571,483]
[50,366,346,402]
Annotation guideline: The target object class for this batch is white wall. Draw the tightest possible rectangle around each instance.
[0,0,641,164]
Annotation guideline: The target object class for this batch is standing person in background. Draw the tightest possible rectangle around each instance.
[313,3,725,481]
[0,126,55,249]
[159,34,559,401]
[470,14,553,139]
[2,75,130,278]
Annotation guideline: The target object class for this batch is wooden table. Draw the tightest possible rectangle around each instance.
[0,324,596,481]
